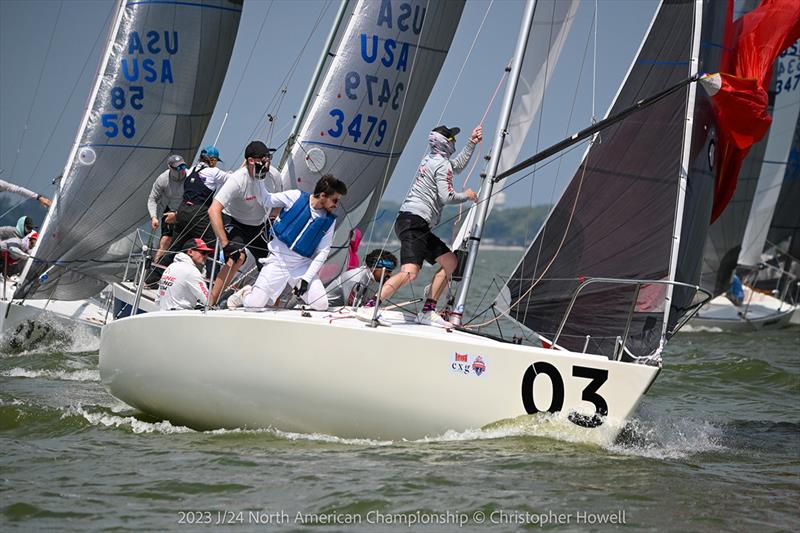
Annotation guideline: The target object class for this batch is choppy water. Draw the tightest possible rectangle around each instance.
[1,252,798,531]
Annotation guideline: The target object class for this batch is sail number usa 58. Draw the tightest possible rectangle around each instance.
[521,362,609,428]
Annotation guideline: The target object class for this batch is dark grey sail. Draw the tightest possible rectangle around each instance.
[496,0,721,358]
[16,0,242,300]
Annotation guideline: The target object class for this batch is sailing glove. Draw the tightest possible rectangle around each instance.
[223,243,242,263]
[293,279,309,297]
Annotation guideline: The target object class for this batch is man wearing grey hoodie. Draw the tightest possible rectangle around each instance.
[358,124,482,326]
[147,155,187,264]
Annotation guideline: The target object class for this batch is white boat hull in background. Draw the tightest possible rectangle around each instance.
[100,310,660,443]
[111,282,159,319]
[0,282,104,345]
[690,291,796,331]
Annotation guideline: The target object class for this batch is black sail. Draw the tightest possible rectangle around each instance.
[497,0,725,358]
[767,112,800,259]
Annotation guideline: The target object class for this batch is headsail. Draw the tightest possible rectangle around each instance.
[281,0,465,282]
[16,0,243,300]
[451,0,579,251]
[495,0,711,357]
[738,40,800,267]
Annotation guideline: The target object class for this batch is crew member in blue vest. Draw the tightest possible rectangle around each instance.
[228,174,347,311]
[207,140,286,306]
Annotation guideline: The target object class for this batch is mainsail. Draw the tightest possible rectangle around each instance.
[738,40,800,267]
[16,0,242,300]
[281,0,465,282]
[451,0,579,251]
[495,0,714,358]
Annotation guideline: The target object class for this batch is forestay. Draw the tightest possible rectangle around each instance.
[281,0,465,282]
[451,0,579,251]
[495,0,715,358]
[16,0,242,300]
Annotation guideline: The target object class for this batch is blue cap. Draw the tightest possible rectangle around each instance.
[201,145,222,161]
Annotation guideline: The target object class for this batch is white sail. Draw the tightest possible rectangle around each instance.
[451,0,579,251]
[282,0,465,282]
[738,41,800,268]
[16,0,242,300]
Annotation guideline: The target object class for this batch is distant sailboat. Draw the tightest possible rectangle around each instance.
[1,0,242,337]
[99,0,730,443]
[692,36,800,331]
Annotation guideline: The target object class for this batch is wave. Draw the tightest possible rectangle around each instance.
[2,367,100,382]
[63,404,195,434]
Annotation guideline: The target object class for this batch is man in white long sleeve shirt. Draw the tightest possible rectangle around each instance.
[157,238,212,311]
[233,174,347,311]
[358,124,482,326]
[0,179,51,207]
[147,154,187,264]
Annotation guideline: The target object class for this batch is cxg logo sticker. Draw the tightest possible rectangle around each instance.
[451,352,488,377]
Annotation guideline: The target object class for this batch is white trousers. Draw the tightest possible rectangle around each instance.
[243,256,328,311]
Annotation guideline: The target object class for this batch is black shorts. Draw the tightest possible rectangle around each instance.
[160,210,175,238]
[227,218,270,260]
[394,212,450,267]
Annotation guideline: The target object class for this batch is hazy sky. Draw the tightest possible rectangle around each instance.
[1,0,659,214]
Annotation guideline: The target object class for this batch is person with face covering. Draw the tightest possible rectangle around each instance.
[226,174,347,311]
[0,216,37,277]
[147,154,188,264]
[357,124,482,327]
[207,140,289,306]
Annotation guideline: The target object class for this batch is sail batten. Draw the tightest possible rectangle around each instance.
[16,0,243,300]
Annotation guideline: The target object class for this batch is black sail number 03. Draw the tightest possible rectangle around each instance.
[521,362,609,428]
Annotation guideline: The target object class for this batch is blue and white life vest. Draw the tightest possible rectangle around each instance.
[182,164,213,206]
[272,191,336,258]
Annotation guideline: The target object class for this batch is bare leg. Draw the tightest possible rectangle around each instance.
[210,254,246,306]
[429,252,457,304]
[378,264,420,302]
[154,236,172,264]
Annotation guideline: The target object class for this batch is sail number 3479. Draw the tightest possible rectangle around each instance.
[521,362,609,428]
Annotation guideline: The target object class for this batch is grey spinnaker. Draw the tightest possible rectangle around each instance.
[495,0,721,358]
[281,0,465,282]
[16,0,242,300]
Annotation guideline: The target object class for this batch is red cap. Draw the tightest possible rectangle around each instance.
[184,238,213,253]
[29,231,39,240]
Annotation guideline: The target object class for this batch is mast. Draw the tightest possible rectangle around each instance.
[450,0,538,326]
[278,0,350,171]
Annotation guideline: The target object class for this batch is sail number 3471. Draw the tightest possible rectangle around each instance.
[521,362,609,428]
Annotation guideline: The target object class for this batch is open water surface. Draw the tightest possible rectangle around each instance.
[1,251,798,531]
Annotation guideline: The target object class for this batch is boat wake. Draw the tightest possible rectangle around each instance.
[609,412,725,459]
[0,316,100,354]
[679,324,724,333]
[63,404,195,435]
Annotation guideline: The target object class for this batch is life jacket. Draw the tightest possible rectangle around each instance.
[272,191,336,258]
[182,164,213,206]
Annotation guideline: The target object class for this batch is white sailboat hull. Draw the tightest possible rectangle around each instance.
[100,310,660,443]
[0,291,104,344]
[691,292,796,331]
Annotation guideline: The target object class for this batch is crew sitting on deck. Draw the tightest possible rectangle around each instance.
[326,249,398,307]
[226,175,347,311]
[0,216,37,278]
[157,238,213,311]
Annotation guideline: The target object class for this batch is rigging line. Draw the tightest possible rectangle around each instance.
[27,6,115,187]
[219,0,274,117]
[0,198,30,221]
[7,0,65,186]
[467,140,595,330]
[364,0,432,257]
[434,0,495,126]
[524,3,596,325]
[237,1,332,163]
[593,0,598,122]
